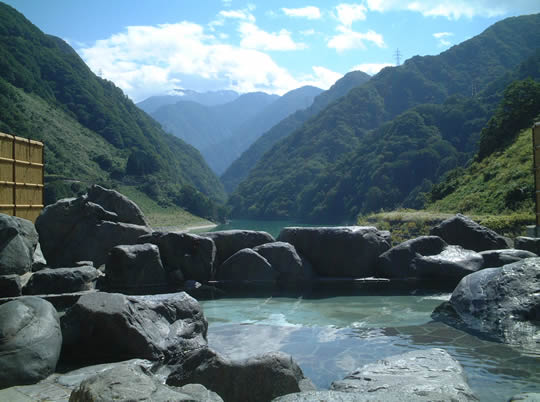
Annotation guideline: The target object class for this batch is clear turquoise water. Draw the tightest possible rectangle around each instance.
[201,295,540,402]
[196,220,539,401]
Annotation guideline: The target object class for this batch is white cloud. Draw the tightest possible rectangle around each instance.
[299,66,343,89]
[433,31,454,47]
[335,3,368,27]
[239,22,306,51]
[219,9,255,22]
[300,29,316,36]
[351,62,393,75]
[328,26,385,52]
[364,0,540,19]
[282,6,322,19]
[79,22,309,101]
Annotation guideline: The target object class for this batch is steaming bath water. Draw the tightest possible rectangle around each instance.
[200,293,539,401]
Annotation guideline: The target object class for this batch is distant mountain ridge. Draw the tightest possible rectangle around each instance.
[149,91,279,167]
[221,70,371,193]
[137,89,240,114]
[229,13,540,221]
[0,2,226,220]
[149,86,323,175]
[202,85,323,174]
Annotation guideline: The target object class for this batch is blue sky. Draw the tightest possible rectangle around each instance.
[4,0,540,102]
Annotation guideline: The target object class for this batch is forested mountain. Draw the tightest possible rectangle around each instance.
[137,89,239,114]
[221,71,371,193]
[229,14,540,222]
[0,3,227,220]
[201,85,323,174]
[150,92,278,163]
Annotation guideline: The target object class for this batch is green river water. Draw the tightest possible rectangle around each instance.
[194,220,539,401]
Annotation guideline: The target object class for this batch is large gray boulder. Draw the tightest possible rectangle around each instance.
[515,236,540,254]
[430,214,510,252]
[253,242,315,285]
[432,258,540,347]
[0,297,62,388]
[277,227,391,277]
[23,265,100,295]
[70,363,223,402]
[35,196,151,268]
[0,274,21,297]
[216,248,278,282]
[167,348,311,402]
[61,291,207,364]
[105,243,167,294]
[200,230,275,267]
[138,231,216,282]
[378,236,447,277]
[87,184,148,226]
[479,249,537,268]
[330,348,477,401]
[0,213,38,275]
[413,245,484,284]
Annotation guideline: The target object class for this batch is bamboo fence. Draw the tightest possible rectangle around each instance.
[0,132,44,222]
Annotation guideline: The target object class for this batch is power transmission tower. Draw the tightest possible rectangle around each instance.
[471,80,477,97]
[394,49,401,66]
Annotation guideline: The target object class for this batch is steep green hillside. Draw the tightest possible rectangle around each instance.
[229,13,540,221]
[0,3,226,220]
[428,79,540,215]
[202,85,323,175]
[221,70,371,193]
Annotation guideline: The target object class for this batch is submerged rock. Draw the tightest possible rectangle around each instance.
[277,227,391,277]
[432,257,540,347]
[0,213,39,276]
[167,348,312,402]
[330,348,477,401]
[430,214,510,252]
[200,230,275,268]
[0,297,62,388]
[61,292,207,364]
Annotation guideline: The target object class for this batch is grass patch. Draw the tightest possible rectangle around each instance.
[358,209,534,245]
[116,186,214,230]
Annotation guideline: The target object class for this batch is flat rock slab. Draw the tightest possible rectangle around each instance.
[70,363,223,402]
[0,297,62,388]
[432,257,540,347]
[23,266,100,295]
[277,227,391,277]
[331,348,477,401]
[480,249,537,268]
[61,291,207,364]
[273,391,381,401]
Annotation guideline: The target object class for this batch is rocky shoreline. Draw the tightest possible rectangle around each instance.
[1,185,539,401]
